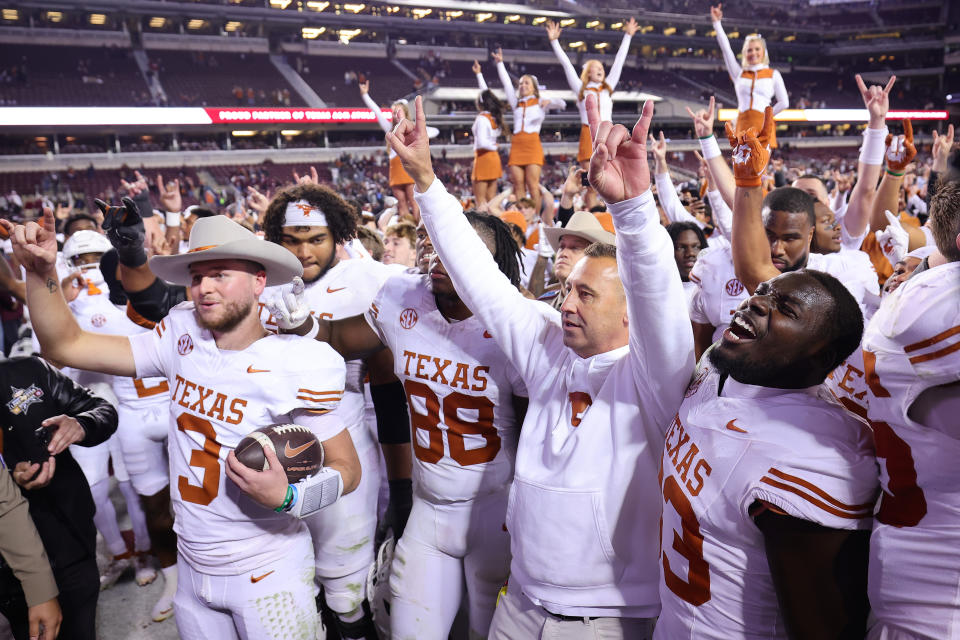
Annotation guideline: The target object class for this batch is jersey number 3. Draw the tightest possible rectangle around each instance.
[177,413,222,506]
[662,475,711,606]
[404,380,500,466]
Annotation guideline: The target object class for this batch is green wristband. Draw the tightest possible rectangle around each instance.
[274,485,294,512]
[885,168,905,177]
[698,134,715,140]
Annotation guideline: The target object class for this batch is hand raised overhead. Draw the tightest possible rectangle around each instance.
[725,105,775,188]
[0,207,58,275]
[386,95,435,192]
[586,93,654,203]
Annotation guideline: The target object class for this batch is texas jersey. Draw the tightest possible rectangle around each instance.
[129,302,347,575]
[861,261,960,639]
[365,271,526,504]
[655,365,878,639]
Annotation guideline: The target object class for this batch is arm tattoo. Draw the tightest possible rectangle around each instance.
[45,278,57,294]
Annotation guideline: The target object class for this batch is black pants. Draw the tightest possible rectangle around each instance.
[0,558,99,640]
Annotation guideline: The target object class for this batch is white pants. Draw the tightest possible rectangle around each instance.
[116,401,169,496]
[305,436,380,615]
[489,584,656,640]
[70,433,127,485]
[389,490,511,640]
[173,534,318,640]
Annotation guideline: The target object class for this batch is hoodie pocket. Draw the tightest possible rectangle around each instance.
[508,477,624,588]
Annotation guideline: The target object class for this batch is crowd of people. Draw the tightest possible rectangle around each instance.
[0,6,957,640]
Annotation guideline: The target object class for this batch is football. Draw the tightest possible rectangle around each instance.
[235,424,321,483]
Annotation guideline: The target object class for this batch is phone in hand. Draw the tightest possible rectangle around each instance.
[28,425,55,464]
[580,171,590,188]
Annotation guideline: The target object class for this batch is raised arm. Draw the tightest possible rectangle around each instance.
[651,132,703,227]
[587,95,694,416]
[606,18,637,89]
[546,21,583,92]
[360,81,392,134]
[473,60,488,91]
[1,211,136,376]
[843,75,896,239]
[689,97,737,208]
[728,107,780,293]
[492,50,517,107]
[772,71,788,115]
[711,5,741,81]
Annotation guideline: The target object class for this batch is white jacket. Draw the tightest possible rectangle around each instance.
[714,20,788,114]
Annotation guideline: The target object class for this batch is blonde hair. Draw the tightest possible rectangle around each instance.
[578,60,613,102]
[518,74,540,99]
[391,101,410,119]
[741,34,769,66]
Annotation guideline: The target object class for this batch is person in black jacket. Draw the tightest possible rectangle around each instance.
[0,356,118,640]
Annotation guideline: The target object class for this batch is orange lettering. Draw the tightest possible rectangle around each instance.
[431,358,452,384]
[471,366,490,392]
[451,363,470,390]
[208,393,227,421]
[178,380,197,408]
[686,459,712,497]
[189,386,214,414]
[569,392,593,427]
[415,354,430,380]
[227,398,247,425]
[676,443,699,483]
[402,350,416,376]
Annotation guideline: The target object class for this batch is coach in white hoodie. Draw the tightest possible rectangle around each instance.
[387,95,695,639]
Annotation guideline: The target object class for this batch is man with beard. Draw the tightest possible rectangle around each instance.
[3,211,361,639]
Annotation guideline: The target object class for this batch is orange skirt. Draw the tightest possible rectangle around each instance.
[472,149,502,182]
[735,109,777,148]
[389,155,414,187]
[577,123,592,163]
[508,131,544,167]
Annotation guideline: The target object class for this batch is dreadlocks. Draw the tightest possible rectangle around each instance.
[463,210,522,287]
[262,183,359,245]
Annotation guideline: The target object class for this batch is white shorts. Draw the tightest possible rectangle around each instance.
[70,434,127,487]
[389,488,511,639]
[116,401,169,496]
[173,533,318,640]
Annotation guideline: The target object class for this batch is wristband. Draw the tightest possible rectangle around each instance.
[274,485,294,512]
[699,135,721,160]
[285,484,298,512]
[165,211,181,228]
[859,127,888,165]
[885,168,905,177]
[303,315,321,341]
[289,467,344,518]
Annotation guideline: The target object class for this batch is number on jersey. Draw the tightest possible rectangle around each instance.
[403,380,500,466]
[177,413,222,506]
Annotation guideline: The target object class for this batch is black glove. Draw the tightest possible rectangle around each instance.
[97,197,148,267]
[386,478,413,539]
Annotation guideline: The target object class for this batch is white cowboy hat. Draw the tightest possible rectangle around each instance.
[149,215,302,286]
[544,211,616,253]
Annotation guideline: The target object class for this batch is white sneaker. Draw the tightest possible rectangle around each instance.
[99,555,132,591]
[151,594,175,622]
[134,553,158,587]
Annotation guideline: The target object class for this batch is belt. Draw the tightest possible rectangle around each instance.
[542,608,599,623]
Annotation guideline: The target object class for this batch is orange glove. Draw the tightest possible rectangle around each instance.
[725,106,775,188]
[884,119,916,174]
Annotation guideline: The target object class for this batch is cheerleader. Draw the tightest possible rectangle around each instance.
[482,48,565,215]
[546,17,638,208]
[710,3,788,145]
[360,80,418,220]
[470,60,508,206]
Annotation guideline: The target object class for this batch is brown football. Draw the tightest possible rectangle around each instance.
[235,424,321,483]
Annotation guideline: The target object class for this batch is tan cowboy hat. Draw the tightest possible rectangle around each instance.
[544,211,616,252]
[149,215,302,287]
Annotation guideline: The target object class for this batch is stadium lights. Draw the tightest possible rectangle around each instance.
[784,34,796,42]
[594,42,609,49]
[281,130,302,136]
[305,1,329,10]
[302,26,326,38]
[187,19,206,29]
[717,108,948,122]
[338,28,361,43]
[149,17,165,27]
[269,0,292,8]
[610,21,622,29]
[446,10,462,18]
[505,14,520,22]
[2,9,18,20]
[684,28,696,36]
[560,18,575,27]
[46,11,63,22]
[387,6,400,13]
[89,13,107,25]
[586,20,599,28]
[728,31,739,38]
[568,41,584,48]
[412,8,432,18]
[641,25,655,34]
[663,27,676,35]
[475,12,493,22]
[533,17,547,25]
[343,3,365,13]
[231,131,257,136]
[707,29,716,36]
[225,21,242,31]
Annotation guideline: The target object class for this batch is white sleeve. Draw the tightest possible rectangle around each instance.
[707,189,733,239]
[544,97,566,111]
[291,407,345,444]
[549,38,582,92]
[128,318,172,379]
[713,20,742,82]
[496,61,517,107]
[608,191,695,425]
[841,222,867,251]
[605,32,632,89]
[655,172,701,227]
[476,72,488,91]
[414,178,564,387]
[772,70,788,115]
[361,93,392,134]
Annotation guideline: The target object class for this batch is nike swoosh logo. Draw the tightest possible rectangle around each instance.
[247,366,270,373]
[250,570,274,584]
[483,331,493,339]
[726,419,748,433]
[284,440,315,458]
[326,286,346,293]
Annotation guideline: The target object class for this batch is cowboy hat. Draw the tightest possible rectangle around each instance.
[543,211,616,252]
[149,215,302,287]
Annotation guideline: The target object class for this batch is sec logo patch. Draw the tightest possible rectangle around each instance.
[177,334,194,355]
[399,308,419,330]
[91,314,107,328]
[725,278,744,297]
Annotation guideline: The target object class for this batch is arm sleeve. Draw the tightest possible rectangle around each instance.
[126,277,188,323]
[713,20,742,81]
[415,178,563,385]
[544,97,567,111]
[608,191,695,423]
[656,172,703,227]
[772,70,788,115]
[41,359,118,447]
[362,93,392,134]
[496,61,517,107]
[128,315,173,379]
[549,38,583,92]
[605,32,632,89]
[0,471,58,607]
[476,72,488,91]
[707,189,734,239]
[291,407,345,444]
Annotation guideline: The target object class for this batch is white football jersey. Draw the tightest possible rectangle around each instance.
[129,302,347,575]
[364,271,526,504]
[655,365,878,639]
[861,261,960,639]
[68,284,170,408]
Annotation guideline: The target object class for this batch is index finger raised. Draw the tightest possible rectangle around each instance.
[883,75,897,94]
[586,93,601,142]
